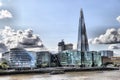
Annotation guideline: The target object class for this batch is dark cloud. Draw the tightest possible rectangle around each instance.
[0,42,7,52]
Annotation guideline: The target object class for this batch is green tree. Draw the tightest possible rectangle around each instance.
[0,61,9,69]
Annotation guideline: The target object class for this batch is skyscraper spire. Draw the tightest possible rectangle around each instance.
[77,9,89,52]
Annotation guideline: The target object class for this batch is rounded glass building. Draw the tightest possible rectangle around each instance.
[2,48,32,69]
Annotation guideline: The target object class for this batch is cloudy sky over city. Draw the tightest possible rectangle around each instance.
[0,0,120,56]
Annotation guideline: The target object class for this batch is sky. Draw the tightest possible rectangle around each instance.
[0,0,120,56]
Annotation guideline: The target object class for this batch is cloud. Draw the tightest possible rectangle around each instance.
[0,9,12,19]
[0,26,46,52]
[0,2,3,7]
[108,44,120,50]
[0,42,7,52]
[116,16,120,23]
[89,28,120,44]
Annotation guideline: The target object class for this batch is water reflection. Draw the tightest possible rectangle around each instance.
[0,70,120,80]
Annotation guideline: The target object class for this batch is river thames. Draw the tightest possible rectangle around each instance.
[0,70,120,80]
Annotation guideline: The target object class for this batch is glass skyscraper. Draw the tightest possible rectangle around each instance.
[77,9,89,52]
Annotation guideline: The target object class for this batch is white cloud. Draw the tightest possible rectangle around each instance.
[0,9,12,19]
[89,28,120,44]
[116,16,120,23]
[0,26,46,52]
[73,43,77,50]
[25,47,47,52]
[108,44,120,50]
[0,2,3,7]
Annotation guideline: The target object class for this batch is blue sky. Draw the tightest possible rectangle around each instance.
[0,0,120,55]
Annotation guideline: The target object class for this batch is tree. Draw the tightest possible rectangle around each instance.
[0,61,9,69]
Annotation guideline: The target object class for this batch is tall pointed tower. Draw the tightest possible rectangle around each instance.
[77,9,89,52]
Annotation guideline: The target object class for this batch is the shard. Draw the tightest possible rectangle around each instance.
[77,9,89,52]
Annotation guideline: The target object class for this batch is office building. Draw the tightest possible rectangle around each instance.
[58,40,65,52]
[2,48,32,69]
[65,44,73,50]
[58,40,73,52]
[36,51,51,67]
[58,50,102,67]
[99,50,113,57]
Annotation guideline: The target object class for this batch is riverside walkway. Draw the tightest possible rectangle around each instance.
[0,67,119,75]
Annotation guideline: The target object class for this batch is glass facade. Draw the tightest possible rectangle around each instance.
[2,49,102,68]
[59,50,81,66]
[28,51,36,68]
[93,51,102,67]
[59,50,102,67]
[2,48,32,69]
[36,51,51,67]
[83,51,92,67]
[99,50,113,57]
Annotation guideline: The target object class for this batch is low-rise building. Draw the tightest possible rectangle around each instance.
[98,50,114,65]
[111,57,120,66]
[101,56,112,65]
[36,51,51,67]
[99,50,113,57]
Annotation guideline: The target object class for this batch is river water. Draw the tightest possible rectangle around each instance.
[0,70,120,80]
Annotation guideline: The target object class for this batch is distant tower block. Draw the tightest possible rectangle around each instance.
[58,40,65,52]
[77,9,89,52]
